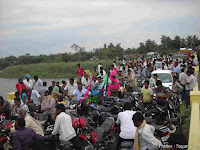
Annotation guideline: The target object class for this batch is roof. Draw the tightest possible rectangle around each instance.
[151,70,172,74]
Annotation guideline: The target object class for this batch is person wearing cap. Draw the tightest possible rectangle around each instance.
[23,74,33,89]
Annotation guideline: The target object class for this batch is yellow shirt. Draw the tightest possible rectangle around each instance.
[142,87,153,103]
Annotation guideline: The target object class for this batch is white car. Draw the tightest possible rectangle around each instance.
[151,70,173,90]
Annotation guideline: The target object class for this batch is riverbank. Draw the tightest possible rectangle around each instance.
[0,59,114,78]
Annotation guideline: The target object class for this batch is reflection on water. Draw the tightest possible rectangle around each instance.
[0,78,69,100]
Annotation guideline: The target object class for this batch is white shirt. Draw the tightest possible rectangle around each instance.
[138,124,162,150]
[12,104,29,116]
[98,64,102,73]
[10,98,24,108]
[113,63,117,69]
[168,64,173,70]
[52,112,76,141]
[116,110,137,139]
[81,76,86,83]
[33,79,42,92]
[120,66,123,71]
[185,75,196,91]
[39,86,48,100]
[179,72,187,85]
[31,90,41,106]
[11,114,44,136]
[64,83,78,96]
[82,79,90,89]
[149,77,157,90]
[98,70,106,79]
[23,79,33,89]
[193,59,199,66]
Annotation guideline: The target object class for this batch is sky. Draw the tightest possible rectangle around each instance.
[0,0,200,58]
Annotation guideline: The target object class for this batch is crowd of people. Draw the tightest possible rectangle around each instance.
[0,53,198,150]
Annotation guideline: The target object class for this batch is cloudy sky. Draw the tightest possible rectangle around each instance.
[0,0,200,58]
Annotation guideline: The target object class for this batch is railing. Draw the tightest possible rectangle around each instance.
[188,65,200,150]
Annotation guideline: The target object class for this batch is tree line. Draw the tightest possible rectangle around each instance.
[0,35,199,70]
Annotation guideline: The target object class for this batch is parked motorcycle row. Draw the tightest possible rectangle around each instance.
[0,78,183,150]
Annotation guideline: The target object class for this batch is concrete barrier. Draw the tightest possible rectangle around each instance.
[188,65,200,149]
[6,92,15,103]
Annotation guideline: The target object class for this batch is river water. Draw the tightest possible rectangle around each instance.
[0,78,69,100]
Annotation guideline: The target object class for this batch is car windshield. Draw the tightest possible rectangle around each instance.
[157,73,172,83]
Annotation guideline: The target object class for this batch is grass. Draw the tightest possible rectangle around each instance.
[0,59,115,78]
[179,104,191,139]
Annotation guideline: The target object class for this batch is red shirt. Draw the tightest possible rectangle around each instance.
[78,67,84,76]
[16,83,26,95]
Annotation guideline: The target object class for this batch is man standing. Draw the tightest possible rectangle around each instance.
[132,112,161,150]
[33,75,43,93]
[172,76,183,95]
[77,63,84,83]
[172,62,180,75]
[82,74,90,89]
[52,81,59,93]
[179,68,187,100]
[116,102,136,150]
[23,74,33,89]
[185,70,196,108]
[39,81,48,100]
[139,80,153,106]
[63,78,78,99]
[98,63,102,73]
[16,77,26,95]
[138,67,146,78]
[13,118,45,150]
[125,69,137,91]
[155,80,169,106]
[48,104,83,150]
[145,73,156,90]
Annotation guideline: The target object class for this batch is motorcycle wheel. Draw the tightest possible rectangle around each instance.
[168,124,176,133]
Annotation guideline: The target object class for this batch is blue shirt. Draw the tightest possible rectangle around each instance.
[22,93,28,103]
[138,69,146,78]
[72,88,91,101]
[172,66,180,73]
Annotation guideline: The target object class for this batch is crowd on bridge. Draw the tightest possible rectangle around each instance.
[0,53,198,150]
